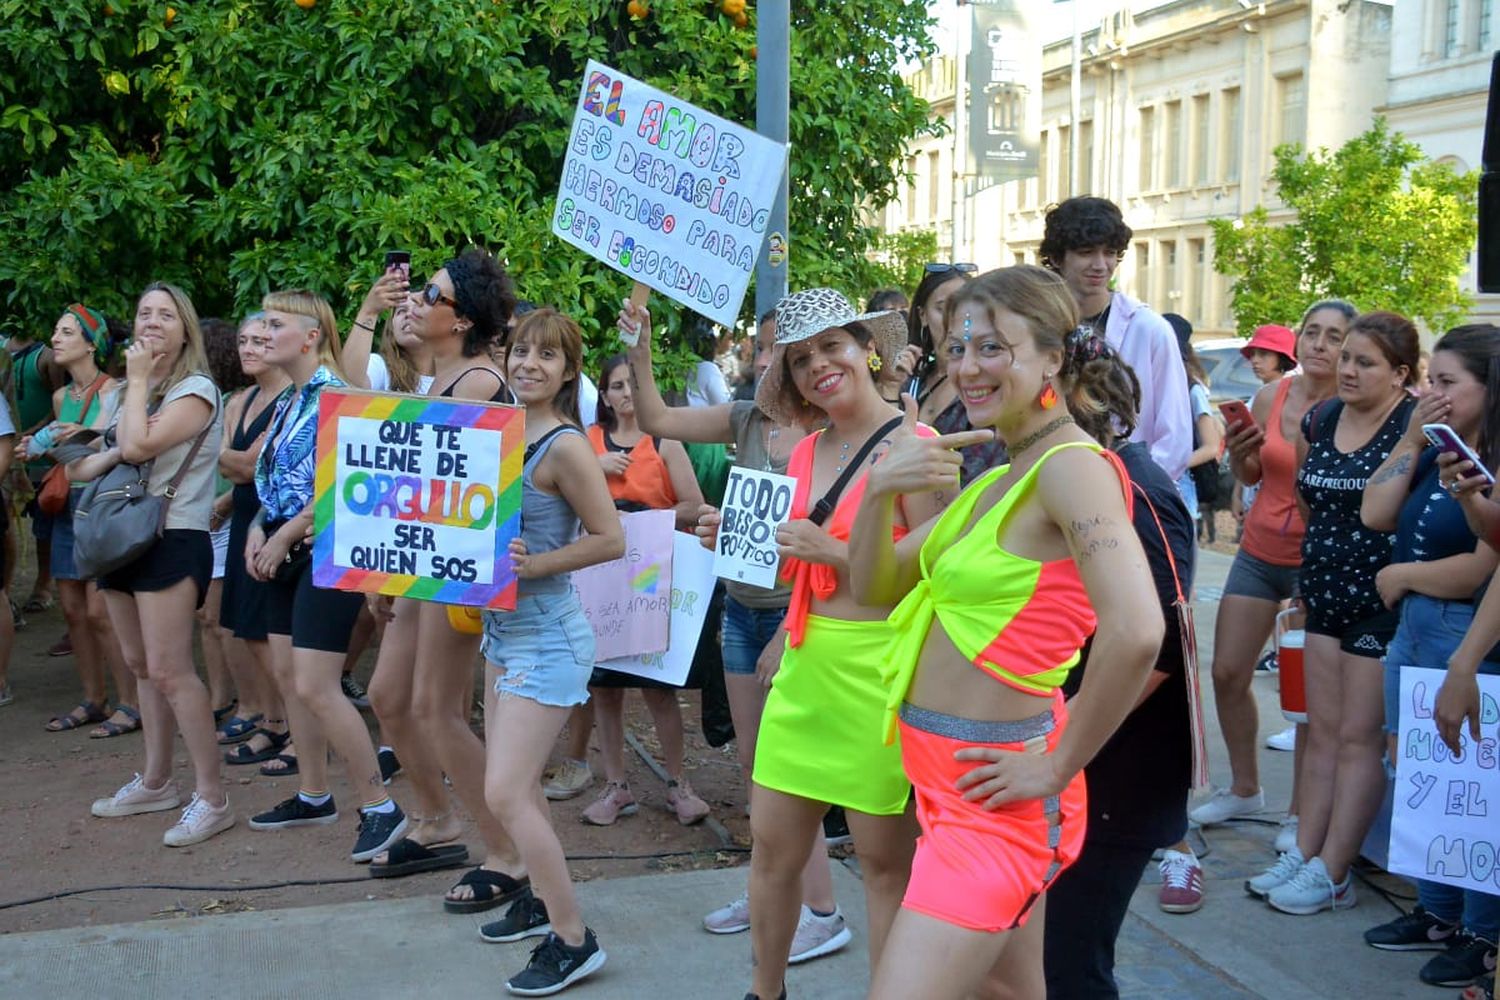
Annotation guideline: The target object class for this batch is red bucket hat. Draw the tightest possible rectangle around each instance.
[1241,324,1297,366]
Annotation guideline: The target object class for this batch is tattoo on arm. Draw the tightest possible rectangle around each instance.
[1369,452,1412,487]
[1068,514,1121,562]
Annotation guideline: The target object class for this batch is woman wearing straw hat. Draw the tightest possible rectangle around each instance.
[706,288,949,1000]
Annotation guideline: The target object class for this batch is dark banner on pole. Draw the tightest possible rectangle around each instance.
[968,0,1040,181]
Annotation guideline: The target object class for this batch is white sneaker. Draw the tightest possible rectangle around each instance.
[542,758,594,801]
[163,793,236,847]
[1266,726,1296,752]
[1188,786,1265,826]
[91,774,180,818]
[1246,846,1306,898]
[788,905,852,964]
[1275,815,1299,854]
[1267,856,1356,915]
[703,893,750,935]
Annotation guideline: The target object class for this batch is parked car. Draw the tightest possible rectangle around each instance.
[1194,337,1266,404]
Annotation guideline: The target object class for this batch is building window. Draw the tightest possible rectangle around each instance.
[1135,242,1151,305]
[1446,0,1462,57]
[1139,106,1156,190]
[1277,73,1306,148]
[1162,239,1177,307]
[1222,87,1241,183]
[1080,119,1094,194]
[906,155,917,223]
[1165,101,1183,188]
[928,150,941,221]
[1192,94,1210,186]
[1014,251,1027,267]
[1036,130,1050,207]
[1187,237,1205,320]
[1057,124,1072,200]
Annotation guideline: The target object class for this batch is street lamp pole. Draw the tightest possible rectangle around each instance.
[755,0,790,319]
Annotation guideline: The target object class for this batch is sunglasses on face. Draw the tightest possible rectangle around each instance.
[925,262,977,275]
[420,282,459,310]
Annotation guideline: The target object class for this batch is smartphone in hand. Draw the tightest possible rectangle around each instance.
[1422,423,1497,487]
[384,250,411,284]
[1219,399,1254,430]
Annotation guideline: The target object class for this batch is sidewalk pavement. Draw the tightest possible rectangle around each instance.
[0,549,1441,998]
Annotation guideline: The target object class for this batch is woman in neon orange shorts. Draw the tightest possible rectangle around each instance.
[849,266,1162,999]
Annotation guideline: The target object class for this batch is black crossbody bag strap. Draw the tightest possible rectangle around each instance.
[807,415,904,527]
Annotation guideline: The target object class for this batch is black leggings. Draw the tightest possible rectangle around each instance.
[1043,840,1154,1000]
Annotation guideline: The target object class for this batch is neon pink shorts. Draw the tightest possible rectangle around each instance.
[898,696,1086,932]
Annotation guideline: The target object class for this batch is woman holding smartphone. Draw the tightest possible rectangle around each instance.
[1358,324,1500,987]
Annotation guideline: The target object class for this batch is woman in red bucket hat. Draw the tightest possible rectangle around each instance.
[1242,324,1299,383]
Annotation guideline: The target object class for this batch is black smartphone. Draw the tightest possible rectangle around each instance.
[384,250,411,284]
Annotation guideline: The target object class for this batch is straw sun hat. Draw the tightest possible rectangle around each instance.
[755,287,909,426]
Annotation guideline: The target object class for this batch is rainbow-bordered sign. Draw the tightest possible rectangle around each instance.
[313,388,524,610]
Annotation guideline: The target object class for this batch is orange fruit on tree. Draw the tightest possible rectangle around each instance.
[721,0,746,15]
[295,0,316,8]
[732,10,748,27]
[627,0,648,17]
[165,6,176,24]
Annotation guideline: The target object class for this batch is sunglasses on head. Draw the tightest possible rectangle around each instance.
[924,262,977,275]
[420,282,459,310]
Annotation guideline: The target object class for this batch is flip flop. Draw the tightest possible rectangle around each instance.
[89,705,142,739]
[442,867,531,914]
[217,714,264,744]
[45,700,109,732]
[224,729,290,764]
[259,753,299,777]
[369,838,470,879]
[212,702,238,725]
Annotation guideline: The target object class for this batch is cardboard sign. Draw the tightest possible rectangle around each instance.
[571,509,675,660]
[713,466,795,589]
[552,59,788,328]
[595,532,717,686]
[312,389,524,610]
[1389,666,1500,894]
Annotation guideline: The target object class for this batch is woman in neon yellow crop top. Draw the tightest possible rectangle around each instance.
[848,266,1164,1000]
[727,288,948,1000]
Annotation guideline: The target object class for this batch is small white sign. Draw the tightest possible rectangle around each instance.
[1389,666,1500,894]
[713,466,795,590]
[596,532,716,686]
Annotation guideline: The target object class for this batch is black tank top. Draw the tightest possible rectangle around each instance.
[438,366,514,404]
[231,385,278,520]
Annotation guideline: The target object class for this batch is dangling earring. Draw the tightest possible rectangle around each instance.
[867,353,883,375]
[301,343,311,355]
[1038,379,1058,410]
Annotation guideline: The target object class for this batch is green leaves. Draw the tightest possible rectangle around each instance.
[1212,118,1477,336]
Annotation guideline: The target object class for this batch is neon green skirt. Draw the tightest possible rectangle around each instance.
[752,614,909,815]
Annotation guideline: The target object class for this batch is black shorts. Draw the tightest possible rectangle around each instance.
[1306,603,1399,658]
[265,557,364,653]
[98,529,212,609]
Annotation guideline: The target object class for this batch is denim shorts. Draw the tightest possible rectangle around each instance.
[482,592,595,709]
[1223,547,1299,603]
[50,489,81,581]
[721,597,788,676]
[1382,593,1500,738]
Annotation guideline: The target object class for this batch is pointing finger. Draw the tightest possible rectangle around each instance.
[931,429,995,451]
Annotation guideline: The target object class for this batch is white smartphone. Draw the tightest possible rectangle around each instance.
[1422,423,1496,487]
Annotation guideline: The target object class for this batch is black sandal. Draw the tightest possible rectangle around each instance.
[45,700,109,733]
[442,867,531,914]
[259,752,299,777]
[370,838,470,879]
[224,728,290,765]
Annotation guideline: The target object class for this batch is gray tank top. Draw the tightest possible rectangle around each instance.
[519,425,585,596]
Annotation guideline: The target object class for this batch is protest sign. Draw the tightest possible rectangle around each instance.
[713,466,795,589]
[552,59,788,329]
[1390,666,1500,894]
[596,532,717,686]
[572,509,675,660]
[313,389,523,610]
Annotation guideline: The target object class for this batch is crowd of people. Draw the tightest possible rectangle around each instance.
[0,193,1495,1000]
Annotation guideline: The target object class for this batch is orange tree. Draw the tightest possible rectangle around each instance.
[0,0,935,366]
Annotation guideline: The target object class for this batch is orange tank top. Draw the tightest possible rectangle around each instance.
[588,424,678,511]
[1240,376,1305,567]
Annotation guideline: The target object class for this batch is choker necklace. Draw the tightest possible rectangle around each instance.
[1010,414,1075,458]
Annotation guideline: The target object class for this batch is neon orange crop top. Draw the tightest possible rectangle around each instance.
[881,441,1132,742]
[779,425,937,648]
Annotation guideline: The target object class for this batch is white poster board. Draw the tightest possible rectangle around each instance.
[571,510,674,660]
[713,466,795,589]
[552,59,788,328]
[1389,666,1500,893]
[595,532,717,686]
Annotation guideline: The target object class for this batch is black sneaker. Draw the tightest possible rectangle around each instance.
[1364,906,1458,952]
[379,748,402,785]
[822,806,852,847]
[350,804,408,863]
[505,929,606,996]
[742,991,786,1000]
[1254,650,1278,673]
[248,795,339,830]
[1420,931,1499,987]
[341,673,371,709]
[480,889,551,943]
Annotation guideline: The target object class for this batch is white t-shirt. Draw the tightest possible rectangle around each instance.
[686,360,730,408]
[366,355,391,392]
[577,372,599,428]
[416,373,434,395]
[122,373,223,531]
